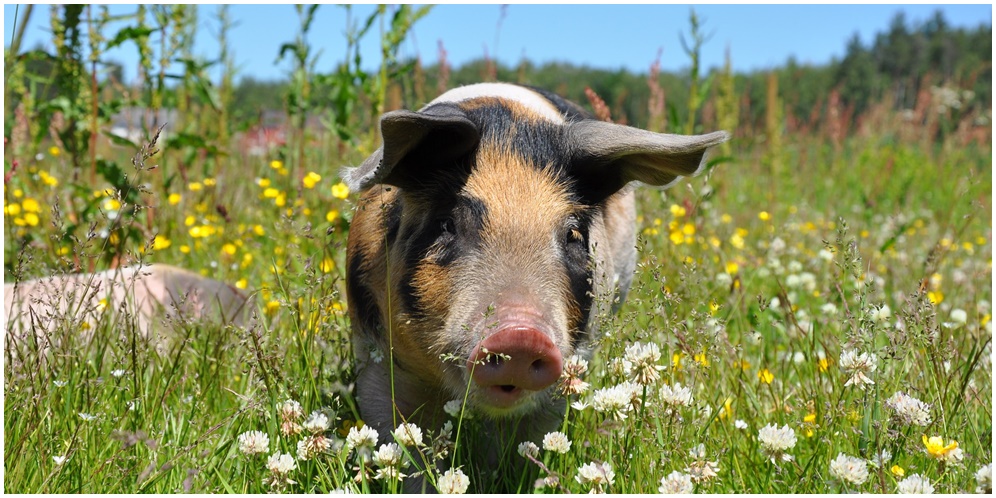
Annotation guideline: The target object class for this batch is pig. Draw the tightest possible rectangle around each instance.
[343,82,727,486]
[4,264,251,357]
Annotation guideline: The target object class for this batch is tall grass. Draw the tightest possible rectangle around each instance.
[4,5,992,494]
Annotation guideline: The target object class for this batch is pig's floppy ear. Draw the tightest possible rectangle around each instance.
[567,120,729,200]
[342,104,480,191]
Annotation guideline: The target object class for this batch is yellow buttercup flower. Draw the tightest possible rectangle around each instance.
[890,465,905,477]
[153,235,171,250]
[321,257,335,273]
[49,146,61,156]
[22,198,41,213]
[331,182,350,200]
[758,368,774,384]
[303,171,322,189]
[168,193,182,205]
[922,435,958,458]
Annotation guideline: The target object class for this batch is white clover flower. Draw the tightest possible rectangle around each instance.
[658,470,694,493]
[542,431,572,454]
[897,473,935,494]
[517,441,539,458]
[758,423,796,462]
[770,237,786,253]
[821,303,838,315]
[949,308,968,325]
[659,382,693,408]
[623,341,665,385]
[237,430,270,456]
[267,452,297,475]
[443,399,465,418]
[559,354,590,395]
[685,444,720,483]
[373,466,406,482]
[829,452,869,485]
[372,442,404,469]
[437,468,470,494]
[302,412,330,434]
[393,422,424,447]
[575,461,615,491]
[975,463,992,494]
[870,448,892,468]
[885,391,932,426]
[592,382,638,420]
[346,424,379,454]
[296,434,331,460]
[818,249,834,261]
[871,304,892,323]
[280,399,303,421]
[734,419,748,430]
[839,348,877,389]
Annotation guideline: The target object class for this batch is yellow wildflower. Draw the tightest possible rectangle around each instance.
[23,212,40,226]
[818,357,831,373]
[263,187,279,198]
[256,177,271,188]
[265,300,281,315]
[180,244,191,254]
[758,368,774,384]
[670,204,686,217]
[153,235,171,250]
[922,435,958,459]
[326,210,340,223]
[203,178,216,187]
[235,278,248,290]
[188,182,203,191]
[758,211,771,221]
[253,224,265,236]
[694,352,709,367]
[222,243,237,256]
[331,182,350,200]
[5,202,21,216]
[730,232,745,249]
[168,193,182,205]
[39,170,59,186]
[303,171,322,189]
[321,257,335,273]
[103,198,122,211]
[927,290,943,305]
[269,159,283,170]
[49,146,61,156]
[22,198,41,213]
[891,465,905,477]
[725,261,739,275]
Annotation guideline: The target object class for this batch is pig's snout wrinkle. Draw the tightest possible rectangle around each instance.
[468,326,564,408]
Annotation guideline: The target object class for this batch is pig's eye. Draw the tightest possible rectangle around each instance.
[563,217,587,249]
[439,218,456,235]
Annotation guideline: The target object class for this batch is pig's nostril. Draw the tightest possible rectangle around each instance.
[530,359,546,373]
[499,385,516,393]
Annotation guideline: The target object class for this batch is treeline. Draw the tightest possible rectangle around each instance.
[227,10,991,135]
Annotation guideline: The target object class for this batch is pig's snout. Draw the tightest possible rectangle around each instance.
[468,326,563,408]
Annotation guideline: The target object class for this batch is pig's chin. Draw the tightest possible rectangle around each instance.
[465,384,545,418]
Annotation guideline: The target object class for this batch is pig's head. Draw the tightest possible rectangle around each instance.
[345,84,726,417]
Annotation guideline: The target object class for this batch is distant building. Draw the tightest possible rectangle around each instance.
[109,108,178,144]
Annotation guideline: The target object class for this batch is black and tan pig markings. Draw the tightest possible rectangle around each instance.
[384,102,602,355]
[344,83,728,478]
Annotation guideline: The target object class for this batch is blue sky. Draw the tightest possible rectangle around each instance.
[3,3,992,83]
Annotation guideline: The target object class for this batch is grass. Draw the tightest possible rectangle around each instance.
[3,116,992,493]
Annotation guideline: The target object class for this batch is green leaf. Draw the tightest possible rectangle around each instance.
[106,26,155,50]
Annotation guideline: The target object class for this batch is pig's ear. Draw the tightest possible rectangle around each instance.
[342,104,480,191]
[567,121,729,200]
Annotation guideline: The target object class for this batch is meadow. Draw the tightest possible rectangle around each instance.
[3,5,992,494]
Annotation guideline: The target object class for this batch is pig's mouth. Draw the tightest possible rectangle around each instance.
[459,314,566,415]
